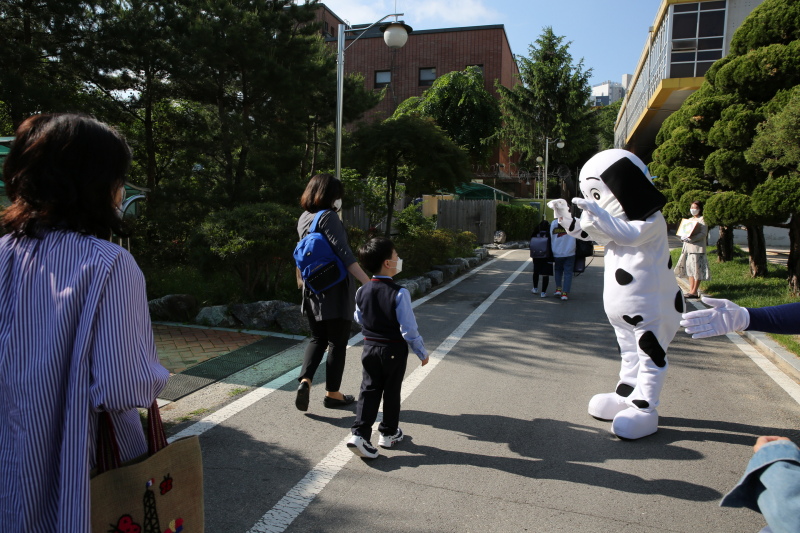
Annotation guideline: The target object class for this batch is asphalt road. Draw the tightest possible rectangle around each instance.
[196,250,800,533]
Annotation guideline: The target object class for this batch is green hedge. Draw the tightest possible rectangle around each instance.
[496,203,539,240]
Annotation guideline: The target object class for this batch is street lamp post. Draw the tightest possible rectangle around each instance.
[335,16,412,181]
[536,137,565,216]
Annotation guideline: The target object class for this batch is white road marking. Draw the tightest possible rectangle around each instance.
[687,300,800,406]
[168,250,519,443]
[246,258,531,533]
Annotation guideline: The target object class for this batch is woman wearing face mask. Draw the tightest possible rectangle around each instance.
[674,201,710,299]
[295,173,371,411]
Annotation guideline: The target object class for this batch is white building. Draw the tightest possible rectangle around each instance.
[591,80,626,107]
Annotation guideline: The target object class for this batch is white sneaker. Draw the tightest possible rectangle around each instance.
[531,287,539,294]
[540,292,547,298]
[347,435,379,458]
[554,289,562,297]
[378,427,404,448]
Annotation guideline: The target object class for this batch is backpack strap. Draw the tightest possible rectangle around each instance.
[309,210,329,234]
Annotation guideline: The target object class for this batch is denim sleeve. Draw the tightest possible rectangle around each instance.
[720,441,800,533]
[395,289,428,360]
[746,303,800,335]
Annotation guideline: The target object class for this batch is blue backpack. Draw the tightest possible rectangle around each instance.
[294,210,347,294]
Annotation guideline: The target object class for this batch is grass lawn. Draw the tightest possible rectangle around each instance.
[671,245,800,358]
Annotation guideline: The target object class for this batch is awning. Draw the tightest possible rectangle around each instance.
[450,182,513,201]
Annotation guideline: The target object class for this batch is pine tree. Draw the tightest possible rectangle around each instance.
[488,27,595,168]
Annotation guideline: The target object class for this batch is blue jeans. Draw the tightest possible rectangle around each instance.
[554,255,575,293]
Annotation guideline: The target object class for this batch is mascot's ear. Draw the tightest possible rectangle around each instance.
[601,157,666,221]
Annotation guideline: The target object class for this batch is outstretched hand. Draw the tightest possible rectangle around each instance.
[572,197,601,216]
[547,199,571,221]
[680,297,750,338]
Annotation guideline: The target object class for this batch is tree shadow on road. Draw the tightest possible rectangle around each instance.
[359,410,793,502]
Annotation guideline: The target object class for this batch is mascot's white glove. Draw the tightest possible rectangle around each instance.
[547,199,571,221]
[571,197,613,245]
[680,297,750,338]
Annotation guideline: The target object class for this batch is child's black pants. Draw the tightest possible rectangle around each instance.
[352,342,409,440]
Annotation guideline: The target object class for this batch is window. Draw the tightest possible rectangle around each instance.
[672,13,698,39]
[670,1,726,79]
[375,70,391,89]
[419,67,436,86]
[674,3,699,12]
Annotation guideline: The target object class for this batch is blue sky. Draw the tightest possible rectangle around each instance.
[319,0,662,86]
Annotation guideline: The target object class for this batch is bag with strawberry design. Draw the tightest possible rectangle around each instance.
[90,401,203,533]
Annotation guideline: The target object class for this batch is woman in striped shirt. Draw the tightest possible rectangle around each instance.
[0,114,169,531]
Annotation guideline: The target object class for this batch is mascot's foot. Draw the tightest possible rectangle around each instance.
[611,408,658,440]
[588,393,629,421]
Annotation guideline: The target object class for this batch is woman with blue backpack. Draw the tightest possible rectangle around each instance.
[529,218,554,297]
[294,174,371,412]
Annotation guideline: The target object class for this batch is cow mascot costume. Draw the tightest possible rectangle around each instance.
[548,149,682,440]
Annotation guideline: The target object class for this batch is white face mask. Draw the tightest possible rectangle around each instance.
[690,208,699,216]
[390,258,403,274]
[333,198,342,211]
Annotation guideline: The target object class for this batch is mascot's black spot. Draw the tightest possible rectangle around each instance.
[632,399,650,409]
[616,383,634,397]
[615,268,633,285]
[569,218,576,232]
[638,331,667,368]
[674,290,684,313]
[668,255,673,269]
[623,315,643,326]
[580,230,589,239]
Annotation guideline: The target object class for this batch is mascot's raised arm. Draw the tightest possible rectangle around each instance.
[548,149,682,440]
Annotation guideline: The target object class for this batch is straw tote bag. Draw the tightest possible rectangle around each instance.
[90,402,204,533]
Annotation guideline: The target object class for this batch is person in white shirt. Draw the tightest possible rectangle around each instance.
[550,218,577,300]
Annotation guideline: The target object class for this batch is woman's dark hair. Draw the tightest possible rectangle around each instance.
[691,200,704,215]
[300,173,344,213]
[2,114,132,239]
[358,236,395,275]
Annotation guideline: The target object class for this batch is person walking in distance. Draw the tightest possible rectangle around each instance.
[550,216,577,300]
[295,173,371,412]
[347,237,429,459]
[530,218,554,298]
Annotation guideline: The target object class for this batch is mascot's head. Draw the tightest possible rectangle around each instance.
[579,149,666,221]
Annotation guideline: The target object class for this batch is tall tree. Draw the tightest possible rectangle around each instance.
[392,66,501,164]
[595,100,622,151]
[82,0,180,191]
[0,0,107,129]
[747,86,800,294]
[348,115,472,236]
[488,27,595,168]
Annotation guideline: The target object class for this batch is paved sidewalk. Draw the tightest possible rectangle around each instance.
[153,324,265,374]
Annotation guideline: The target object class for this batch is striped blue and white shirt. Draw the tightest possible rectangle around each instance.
[0,230,168,532]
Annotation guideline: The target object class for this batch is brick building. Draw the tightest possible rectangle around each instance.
[315,5,531,197]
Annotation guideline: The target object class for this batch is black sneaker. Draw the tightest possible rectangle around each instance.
[323,394,355,408]
[346,435,379,459]
[295,381,310,412]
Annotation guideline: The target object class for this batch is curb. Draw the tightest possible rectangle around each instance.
[151,321,307,341]
[675,275,800,385]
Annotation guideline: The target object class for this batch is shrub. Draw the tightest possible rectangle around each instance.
[496,203,538,240]
[194,202,301,300]
[394,203,436,238]
[394,229,476,276]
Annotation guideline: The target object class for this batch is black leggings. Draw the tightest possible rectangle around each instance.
[299,313,351,392]
[533,272,549,292]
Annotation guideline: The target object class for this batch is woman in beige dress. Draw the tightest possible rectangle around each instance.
[674,200,710,298]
